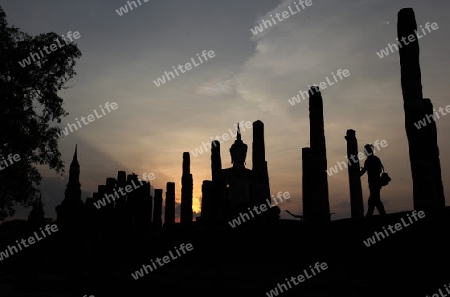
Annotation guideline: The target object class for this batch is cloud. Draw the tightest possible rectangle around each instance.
[195,70,236,96]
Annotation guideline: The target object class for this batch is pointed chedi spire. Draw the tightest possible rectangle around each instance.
[65,144,81,200]
[71,144,79,166]
[237,123,241,141]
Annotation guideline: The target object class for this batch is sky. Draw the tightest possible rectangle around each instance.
[2,0,450,222]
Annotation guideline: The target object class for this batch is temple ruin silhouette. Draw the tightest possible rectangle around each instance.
[33,8,450,266]
[0,7,449,296]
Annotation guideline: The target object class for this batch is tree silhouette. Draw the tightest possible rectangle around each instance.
[0,6,81,220]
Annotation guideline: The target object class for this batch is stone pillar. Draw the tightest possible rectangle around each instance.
[126,174,137,231]
[252,120,271,205]
[152,189,163,235]
[139,181,152,241]
[345,129,364,218]
[308,86,330,222]
[397,8,445,211]
[211,140,222,221]
[302,147,313,223]
[201,180,213,223]
[181,152,193,224]
[252,120,266,177]
[164,182,175,227]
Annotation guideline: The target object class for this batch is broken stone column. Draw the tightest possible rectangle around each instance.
[140,181,152,240]
[201,180,213,223]
[152,189,163,236]
[252,120,271,205]
[302,147,313,223]
[181,152,193,224]
[308,86,330,222]
[164,182,175,228]
[211,140,222,221]
[345,129,364,218]
[397,8,445,211]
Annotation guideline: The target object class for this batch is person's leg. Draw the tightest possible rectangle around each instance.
[366,193,375,217]
[374,186,386,216]
[376,201,386,216]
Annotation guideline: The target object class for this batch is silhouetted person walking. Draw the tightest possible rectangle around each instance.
[360,144,386,217]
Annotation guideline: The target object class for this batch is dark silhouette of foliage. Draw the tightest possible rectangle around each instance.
[0,6,81,220]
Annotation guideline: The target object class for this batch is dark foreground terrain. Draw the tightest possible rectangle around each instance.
[1,208,449,297]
